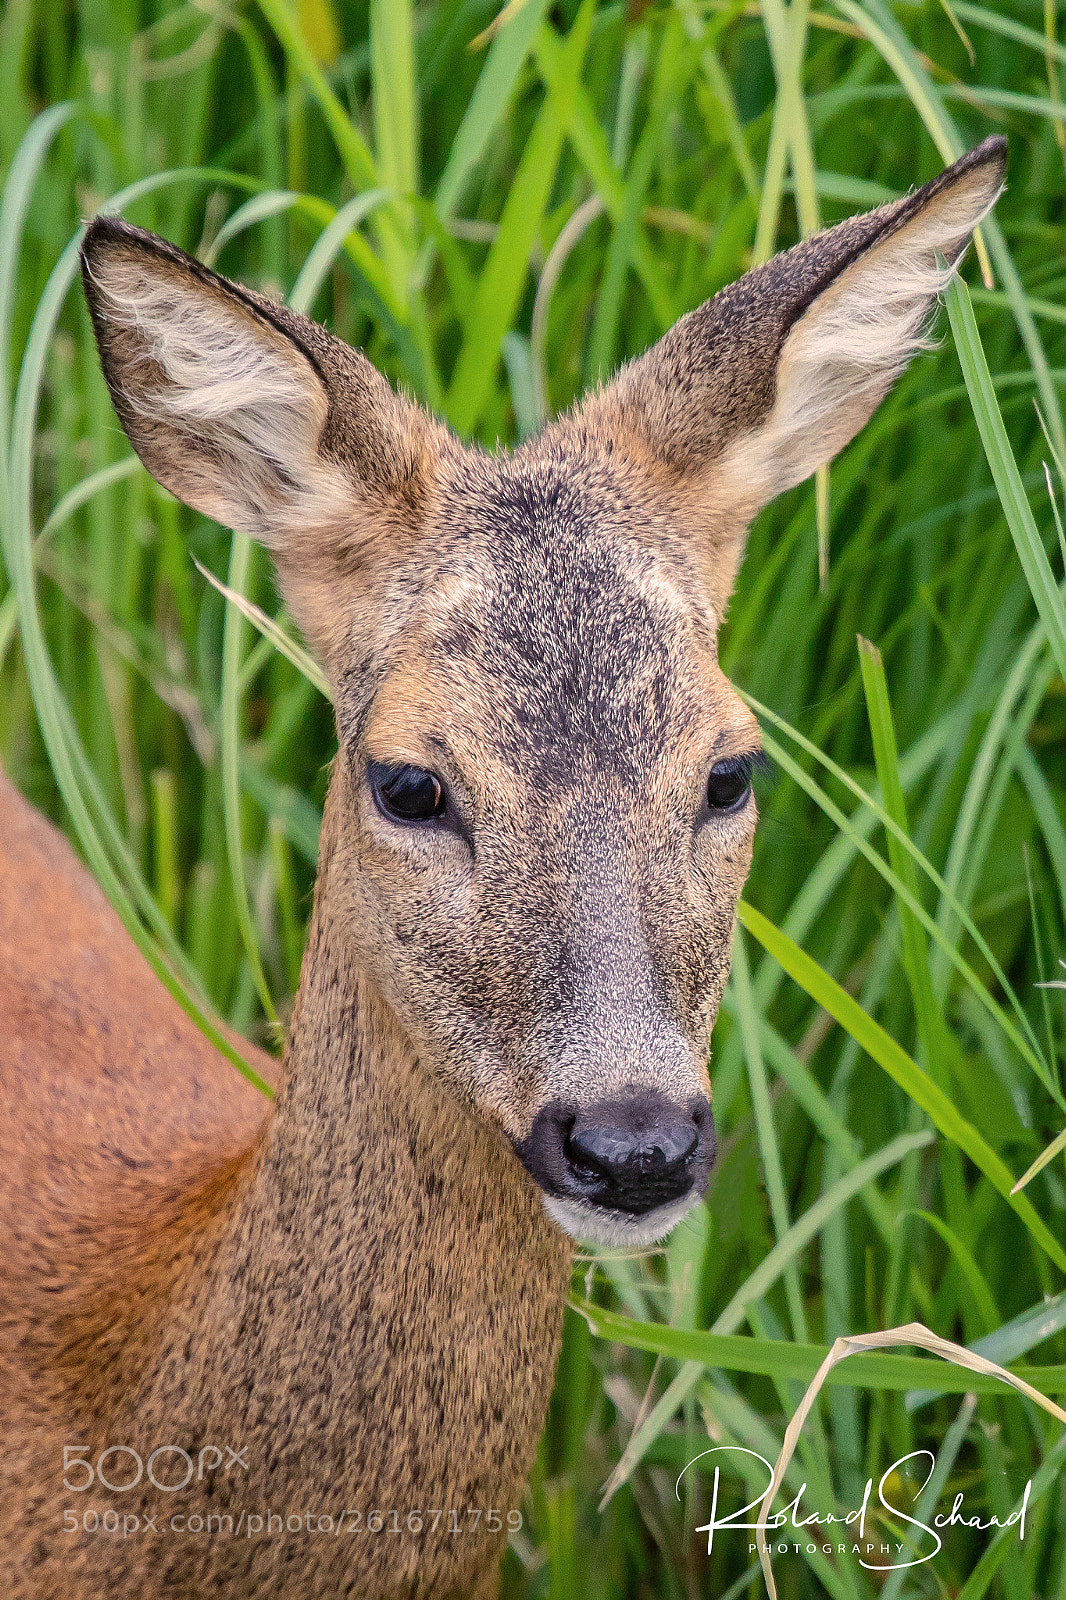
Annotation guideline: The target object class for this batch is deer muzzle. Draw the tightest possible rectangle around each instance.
[517,1090,715,1228]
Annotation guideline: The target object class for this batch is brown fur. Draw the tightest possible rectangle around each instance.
[1,137,1005,1597]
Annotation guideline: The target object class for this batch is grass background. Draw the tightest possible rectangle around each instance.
[3,0,1066,1594]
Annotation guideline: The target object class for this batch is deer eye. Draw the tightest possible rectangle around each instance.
[706,755,754,815]
[370,762,447,824]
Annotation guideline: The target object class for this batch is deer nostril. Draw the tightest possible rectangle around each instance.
[560,1094,710,1214]
[566,1119,698,1177]
[517,1093,714,1219]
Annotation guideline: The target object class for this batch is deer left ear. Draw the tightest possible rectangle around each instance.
[577,136,1006,611]
[80,217,449,667]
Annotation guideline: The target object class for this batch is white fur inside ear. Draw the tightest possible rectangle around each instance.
[87,257,353,542]
[717,173,1004,512]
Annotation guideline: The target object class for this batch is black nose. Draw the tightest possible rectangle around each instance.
[519,1092,715,1216]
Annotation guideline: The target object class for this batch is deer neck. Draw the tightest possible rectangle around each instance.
[138,770,572,1505]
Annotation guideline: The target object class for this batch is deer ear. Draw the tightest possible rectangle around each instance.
[80,217,446,664]
[577,137,1007,610]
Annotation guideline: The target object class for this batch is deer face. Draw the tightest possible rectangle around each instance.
[81,136,1005,1245]
[322,451,759,1244]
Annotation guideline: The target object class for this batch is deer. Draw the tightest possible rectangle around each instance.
[0,136,1006,1598]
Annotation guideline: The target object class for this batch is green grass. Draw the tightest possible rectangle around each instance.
[4,0,1066,1595]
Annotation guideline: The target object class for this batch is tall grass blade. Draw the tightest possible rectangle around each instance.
[446,0,596,433]
[737,899,1066,1274]
[946,270,1066,687]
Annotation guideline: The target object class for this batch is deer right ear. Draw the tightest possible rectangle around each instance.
[80,217,446,665]
[578,136,1007,615]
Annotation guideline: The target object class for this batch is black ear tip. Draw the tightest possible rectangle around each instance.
[80,216,115,302]
[927,136,1006,206]
[81,216,134,289]
[81,216,197,287]
[966,133,1008,178]
[81,214,152,267]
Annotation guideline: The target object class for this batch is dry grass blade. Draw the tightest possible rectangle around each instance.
[755,1321,1066,1599]
[468,0,536,52]
[192,557,331,702]
[1010,1124,1066,1193]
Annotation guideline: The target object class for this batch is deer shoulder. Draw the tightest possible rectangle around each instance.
[0,770,275,1406]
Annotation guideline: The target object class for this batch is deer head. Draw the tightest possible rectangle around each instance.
[81,137,1005,1247]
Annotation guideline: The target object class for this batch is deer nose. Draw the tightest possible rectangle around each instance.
[568,1113,696,1181]
[519,1092,714,1217]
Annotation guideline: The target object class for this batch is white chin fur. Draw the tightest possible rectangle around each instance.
[541,1188,702,1248]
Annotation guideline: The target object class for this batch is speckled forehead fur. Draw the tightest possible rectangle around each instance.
[344,442,746,791]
